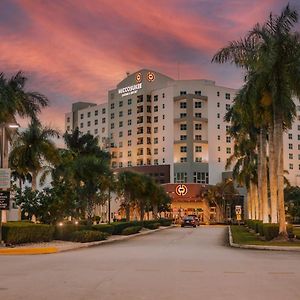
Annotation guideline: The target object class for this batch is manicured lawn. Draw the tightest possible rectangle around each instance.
[294,227,300,239]
[231,225,300,247]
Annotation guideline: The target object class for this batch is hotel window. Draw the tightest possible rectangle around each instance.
[226,125,230,132]
[147,148,151,156]
[137,95,143,103]
[180,146,187,153]
[174,172,187,183]
[128,130,132,136]
[163,115,165,119]
[119,121,123,127]
[119,131,123,137]
[195,135,202,140]
[218,146,221,151]
[119,111,123,117]
[87,121,91,127]
[154,148,158,155]
[137,137,143,145]
[226,104,230,111]
[180,157,187,163]
[162,93,165,98]
[119,101,123,107]
[154,106,158,112]
[128,161,132,167]
[180,113,187,118]
[119,162,123,168]
[180,135,187,140]
[112,162,117,168]
[195,146,202,152]
[67,125,70,131]
[154,138,158,144]
[67,117,70,123]
[163,147,165,152]
[162,104,165,109]
[147,116,152,123]
[154,159,158,165]
[217,124,220,129]
[147,137,151,144]
[218,157,221,162]
[195,113,202,118]
[298,154,300,160]
[147,106,151,113]
[128,99,132,105]
[225,93,231,99]
[226,147,231,154]
[137,116,143,124]
[119,142,123,148]
[289,153,293,159]
[128,119,132,126]
[147,95,151,102]
[128,140,132,146]
[226,136,231,143]
[137,105,143,113]
[180,91,187,95]
[289,163,293,170]
[102,118,106,124]
[80,114,84,119]
[298,135,300,140]
[195,91,201,95]
[154,116,158,123]
[217,102,220,108]
[217,113,220,118]
[289,133,293,139]
[154,95,158,102]
[217,135,220,140]
[217,91,220,97]
[298,125,300,130]
[94,110,98,116]
[195,102,202,108]
[154,127,158,133]
[111,103,114,109]
[137,127,143,134]
[87,130,90,134]
[298,145,300,150]
[289,143,293,149]
[94,119,98,125]
[102,108,106,114]
[128,150,132,157]
[193,172,209,184]
[163,125,165,130]
[94,129,98,135]
[137,148,143,156]
[195,157,202,162]
[180,102,187,109]
[195,123,202,130]
[163,136,165,141]
[128,109,132,115]
[111,113,114,119]
[87,112,91,118]
[180,124,187,130]
[147,127,151,134]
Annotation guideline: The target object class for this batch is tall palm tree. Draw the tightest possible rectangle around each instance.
[9,120,59,190]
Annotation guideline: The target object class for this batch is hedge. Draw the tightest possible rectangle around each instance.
[54,224,90,241]
[144,222,160,230]
[3,222,55,245]
[158,218,172,226]
[69,230,108,243]
[92,224,114,235]
[121,226,142,235]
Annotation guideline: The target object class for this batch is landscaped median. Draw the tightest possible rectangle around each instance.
[0,218,174,255]
[229,224,300,251]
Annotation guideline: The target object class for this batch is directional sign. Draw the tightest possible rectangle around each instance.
[0,191,10,210]
[0,168,11,189]
[175,184,188,196]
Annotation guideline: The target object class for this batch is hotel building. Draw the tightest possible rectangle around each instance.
[65,69,300,221]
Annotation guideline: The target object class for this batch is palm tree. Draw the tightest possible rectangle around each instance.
[9,120,59,190]
[212,5,300,237]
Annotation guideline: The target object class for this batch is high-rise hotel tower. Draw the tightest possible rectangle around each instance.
[65,69,300,187]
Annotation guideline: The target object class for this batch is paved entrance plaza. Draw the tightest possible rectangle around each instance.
[0,226,299,300]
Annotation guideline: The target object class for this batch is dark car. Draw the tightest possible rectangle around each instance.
[181,216,197,228]
[187,214,200,226]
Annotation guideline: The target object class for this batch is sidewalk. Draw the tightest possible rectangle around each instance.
[228,226,300,251]
[0,226,175,255]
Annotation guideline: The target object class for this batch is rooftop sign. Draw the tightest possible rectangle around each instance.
[118,83,142,97]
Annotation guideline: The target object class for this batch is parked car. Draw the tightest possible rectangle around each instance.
[187,214,200,226]
[181,216,197,228]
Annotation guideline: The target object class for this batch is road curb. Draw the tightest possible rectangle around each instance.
[228,226,300,251]
[0,225,176,255]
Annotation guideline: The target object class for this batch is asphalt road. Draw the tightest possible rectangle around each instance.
[0,226,300,300]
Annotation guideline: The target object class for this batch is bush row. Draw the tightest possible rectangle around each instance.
[245,220,294,241]
[121,226,142,235]
[69,230,108,243]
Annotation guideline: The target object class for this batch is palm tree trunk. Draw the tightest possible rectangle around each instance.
[274,119,287,238]
[269,125,278,223]
[257,133,262,220]
[125,204,130,221]
[247,187,252,219]
[253,182,259,220]
[260,129,269,223]
[153,204,158,220]
[31,171,38,191]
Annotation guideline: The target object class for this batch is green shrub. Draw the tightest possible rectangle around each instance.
[263,223,279,241]
[3,222,55,244]
[69,230,108,243]
[287,224,294,239]
[54,224,90,240]
[121,226,142,235]
[92,224,114,235]
[257,222,264,236]
[110,221,143,234]
[144,222,160,230]
[158,218,172,226]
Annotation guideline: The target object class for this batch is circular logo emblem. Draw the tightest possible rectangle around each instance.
[147,72,155,82]
[136,72,142,83]
[175,184,188,196]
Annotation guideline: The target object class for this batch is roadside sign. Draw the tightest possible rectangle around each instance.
[0,168,11,189]
[235,205,242,215]
[0,191,10,210]
[236,214,241,221]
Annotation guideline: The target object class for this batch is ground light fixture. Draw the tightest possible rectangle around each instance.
[58,222,63,226]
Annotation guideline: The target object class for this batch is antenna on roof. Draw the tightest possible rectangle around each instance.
[126,72,130,77]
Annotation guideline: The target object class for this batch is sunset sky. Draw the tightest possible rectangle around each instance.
[0,0,299,132]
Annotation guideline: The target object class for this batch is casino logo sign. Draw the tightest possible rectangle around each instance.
[175,184,188,196]
[147,71,155,82]
[136,72,142,83]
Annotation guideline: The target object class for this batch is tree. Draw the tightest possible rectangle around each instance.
[9,120,59,190]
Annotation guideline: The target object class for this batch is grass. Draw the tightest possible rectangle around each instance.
[231,225,300,247]
[294,227,300,239]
